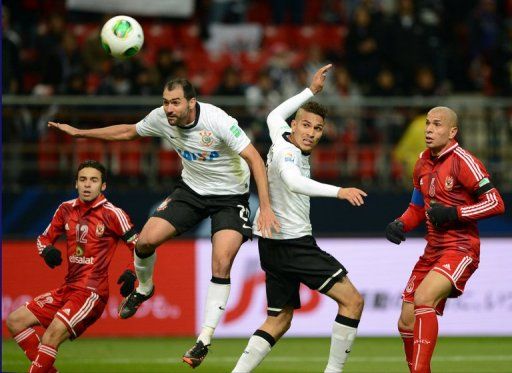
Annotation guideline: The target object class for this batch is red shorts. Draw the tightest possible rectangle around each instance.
[26,285,106,339]
[402,250,479,315]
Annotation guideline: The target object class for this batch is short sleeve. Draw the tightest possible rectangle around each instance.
[215,111,251,154]
[135,107,164,137]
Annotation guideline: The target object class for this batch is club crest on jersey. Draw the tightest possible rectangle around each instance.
[95,223,105,237]
[75,245,84,257]
[444,176,454,191]
[199,130,214,146]
[157,197,172,211]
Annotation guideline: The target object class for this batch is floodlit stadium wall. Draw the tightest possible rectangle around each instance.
[3,238,511,337]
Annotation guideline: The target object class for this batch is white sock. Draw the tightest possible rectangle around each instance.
[232,334,272,373]
[197,279,230,346]
[324,320,358,373]
[134,251,156,295]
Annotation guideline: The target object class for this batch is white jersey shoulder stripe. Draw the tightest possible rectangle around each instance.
[454,148,484,181]
[104,203,131,232]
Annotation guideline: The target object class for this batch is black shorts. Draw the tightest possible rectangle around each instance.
[153,180,252,240]
[258,235,347,316]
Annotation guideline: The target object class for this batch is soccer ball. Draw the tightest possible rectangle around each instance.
[100,15,144,59]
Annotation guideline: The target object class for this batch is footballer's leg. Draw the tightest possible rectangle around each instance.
[398,301,415,372]
[411,271,451,373]
[29,318,70,373]
[324,276,364,373]
[183,229,243,368]
[119,217,178,319]
[232,307,294,372]
[7,306,42,363]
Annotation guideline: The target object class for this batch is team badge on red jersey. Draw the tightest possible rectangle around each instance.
[157,197,172,211]
[199,130,214,146]
[445,176,454,191]
[95,223,105,237]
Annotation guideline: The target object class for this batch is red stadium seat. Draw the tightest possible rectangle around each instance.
[69,23,98,46]
[38,131,60,178]
[311,146,340,181]
[74,139,106,166]
[145,24,175,51]
[158,149,181,177]
[262,25,293,49]
[109,139,147,177]
[357,146,379,180]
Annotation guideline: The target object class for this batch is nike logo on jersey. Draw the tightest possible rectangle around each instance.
[219,306,225,311]
[345,349,351,354]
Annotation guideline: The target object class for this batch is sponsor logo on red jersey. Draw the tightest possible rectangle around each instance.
[69,255,94,265]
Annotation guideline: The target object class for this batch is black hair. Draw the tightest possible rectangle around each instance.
[165,78,197,100]
[76,160,106,183]
[298,101,328,120]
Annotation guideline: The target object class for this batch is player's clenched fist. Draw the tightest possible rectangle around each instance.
[385,220,405,244]
[337,187,367,206]
[117,269,137,297]
[41,246,63,268]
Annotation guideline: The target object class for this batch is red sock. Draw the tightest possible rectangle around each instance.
[29,344,58,373]
[412,305,438,373]
[14,328,40,361]
[399,327,414,372]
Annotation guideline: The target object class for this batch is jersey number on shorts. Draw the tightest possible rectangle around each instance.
[34,292,54,308]
[237,205,251,229]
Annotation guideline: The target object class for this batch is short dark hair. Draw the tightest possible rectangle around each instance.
[76,160,106,183]
[297,101,328,120]
[165,78,197,100]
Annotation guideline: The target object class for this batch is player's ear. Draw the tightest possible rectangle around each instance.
[75,181,78,190]
[188,97,196,108]
[449,126,458,139]
[101,182,106,192]
[290,119,297,132]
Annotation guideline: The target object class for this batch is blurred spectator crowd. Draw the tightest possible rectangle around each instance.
[3,0,512,191]
[3,0,512,98]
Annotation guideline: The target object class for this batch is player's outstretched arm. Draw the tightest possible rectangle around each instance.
[48,122,140,141]
[266,64,332,144]
[337,187,367,206]
[240,144,280,238]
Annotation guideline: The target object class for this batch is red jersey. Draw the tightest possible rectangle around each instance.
[399,141,505,259]
[36,195,137,301]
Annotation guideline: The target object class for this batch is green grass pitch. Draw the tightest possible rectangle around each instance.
[3,337,512,372]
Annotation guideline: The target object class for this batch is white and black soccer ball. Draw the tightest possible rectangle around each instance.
[100,15,144,59]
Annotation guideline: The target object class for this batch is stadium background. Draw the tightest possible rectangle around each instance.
[2,0,512,372]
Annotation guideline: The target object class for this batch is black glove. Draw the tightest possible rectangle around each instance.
[427,204,458,228]
[386,220,405,245]
[41,246,62,268]
[117,270,137,297]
